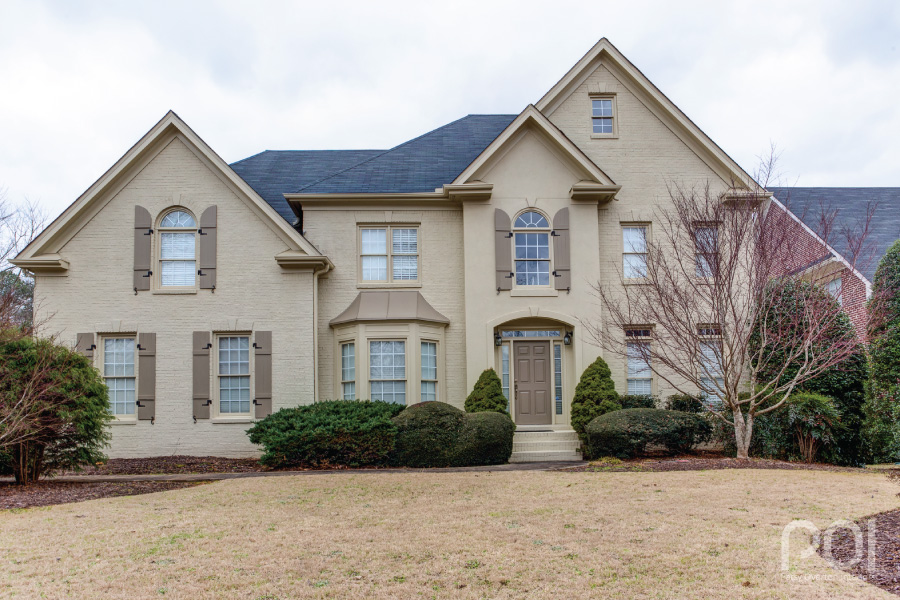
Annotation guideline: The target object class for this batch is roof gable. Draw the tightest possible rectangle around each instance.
[537,38,757,188]
[15,111,325,267]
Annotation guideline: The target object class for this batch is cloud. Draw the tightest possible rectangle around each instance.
[0,0,898,220]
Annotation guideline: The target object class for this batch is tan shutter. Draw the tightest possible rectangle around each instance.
[134,205,153,291]
[553,207,571,291]
[193,331,211,420]
[75,333,95,358]
[198,205,217,290]
[137,333,156,422]
[495,209,513,291]
[253,331,272,419]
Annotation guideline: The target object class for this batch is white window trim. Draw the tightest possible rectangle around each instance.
[99,335,138,422]
[420,340,439,402]
[213,332,254,419]
[155,208,199,292]
[589,94,618,139]
[511,209,553,290]
[625,335,653,397]
[358,225,420,285]
[340,342,356,400]
[368,338,408,404]
[622,223,649,281]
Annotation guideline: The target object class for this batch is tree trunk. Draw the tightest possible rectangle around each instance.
[11,441,44,485]
[732,410,754,459]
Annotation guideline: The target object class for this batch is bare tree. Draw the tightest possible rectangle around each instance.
[585,158,874,459]
[0,188,45,330]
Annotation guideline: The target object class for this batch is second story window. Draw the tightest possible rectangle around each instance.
[622,226,648,279]
[694,224,718,278]
[360,226,418,283]
[513,210,550,286]
[159,210,197,287]
[591,97,616,135]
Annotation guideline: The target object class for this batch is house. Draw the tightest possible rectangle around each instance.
[13,39,854,461]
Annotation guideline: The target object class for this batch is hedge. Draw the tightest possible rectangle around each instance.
[585,408,712,459]
[246,400,405,468]
[391,402,515,467]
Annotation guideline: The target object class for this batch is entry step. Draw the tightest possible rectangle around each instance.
[509,429,582,463]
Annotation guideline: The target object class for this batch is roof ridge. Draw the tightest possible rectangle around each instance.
[294,114,505,193]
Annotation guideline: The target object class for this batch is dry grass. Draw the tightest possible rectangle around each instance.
[0,469,897,599]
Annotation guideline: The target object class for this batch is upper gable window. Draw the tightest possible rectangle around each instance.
[158,209,197,287]
[513,210,551,286]
[359,226,419,284]
[591,96,617,137]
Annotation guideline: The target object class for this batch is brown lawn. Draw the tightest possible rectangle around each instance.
[0,469,896,599]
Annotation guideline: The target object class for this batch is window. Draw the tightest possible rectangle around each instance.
[341,343,356,400]
[218,336,250,414]
[158,210,197,287]
[104,337,135,417]
[622,226,648,278]
[626,340,652,396]
[826,277,843,306]
[698,335,724,407]
[369,341,406,404]
[694,225,718,277]
[554,344,563,415]
[360,226,418,283]
[420,342,437,402]
[513,210,551,286]
[500,344,510,404]
[591,97,615,135]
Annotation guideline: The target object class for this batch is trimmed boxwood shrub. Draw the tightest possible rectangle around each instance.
[585,408,712,459]
[391,402,515,467]
[246,400,405,468]
[465,368,508,414]
[619,395,656,409]
[570,357,620,438]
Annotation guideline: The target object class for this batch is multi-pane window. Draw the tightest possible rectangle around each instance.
[159,210,197,287]
[369,341,406,404]
[694,225,718,277]
[554,344,563,415]
[826,277,843,306]
[500,344,510,406]
[104,338,135,416]
[341,343,356,400]
[360,227,418,283]
[698,332,724,407]
[420,342,438,402]
[591,98,614,134]
[626,339,652,396]
[623,226,648,278]
[218,336,250,414]
[513,211,551,286]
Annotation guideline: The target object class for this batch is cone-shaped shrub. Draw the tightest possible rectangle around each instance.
[570,356,620,440]
[465,368,508,413]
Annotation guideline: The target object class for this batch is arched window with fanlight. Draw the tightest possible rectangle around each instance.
[513,210,551,286]
[158,209,197,287]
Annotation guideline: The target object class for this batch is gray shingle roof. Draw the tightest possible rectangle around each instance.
[769,187,900,282]
[229,114,517,222]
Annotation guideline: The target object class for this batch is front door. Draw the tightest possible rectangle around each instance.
[514,341,552,425]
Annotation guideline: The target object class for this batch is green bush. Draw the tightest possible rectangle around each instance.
[246,400,405,468]
[666,394,704,413]
[785,392,841,463]
[750,280,867,466]
[619,395,656,409]
[391,402,515,467]
[585,408,712,459]
[464,369,508,414]
[0,335,112,483]
[867,240,900,463]
[570,357,620,439]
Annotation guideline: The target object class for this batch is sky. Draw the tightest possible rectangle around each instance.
[1,0,898,221]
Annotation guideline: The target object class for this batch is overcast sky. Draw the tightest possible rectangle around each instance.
[1,0,898,220]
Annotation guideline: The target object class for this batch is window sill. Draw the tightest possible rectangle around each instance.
[110,419,138,425]
[211,417,255,424]
[152,288,199,295]
[357,282,422,289]
[590,134,619,140]
[510,288,559,297]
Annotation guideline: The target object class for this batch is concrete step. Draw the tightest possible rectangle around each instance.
[509,429,582,462]
[513,430,580,441]
[509,450,583,463]
[512,439,580,453]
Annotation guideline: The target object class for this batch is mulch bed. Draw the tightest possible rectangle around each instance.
[819,508,900,596]
[59,455,268,476]
[0,480,207,510]
[560,452,867,473]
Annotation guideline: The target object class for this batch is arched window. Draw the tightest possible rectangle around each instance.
[158,209,197,287]
[513,210,550,286]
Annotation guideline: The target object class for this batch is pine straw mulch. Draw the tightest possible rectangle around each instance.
[60,455,268,476]
[560,452,867,473]
[0,480,209,510]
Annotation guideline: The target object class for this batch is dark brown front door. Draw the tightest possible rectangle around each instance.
[514,341,552,425]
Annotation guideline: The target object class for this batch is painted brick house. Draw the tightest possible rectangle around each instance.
[13,39,874,461]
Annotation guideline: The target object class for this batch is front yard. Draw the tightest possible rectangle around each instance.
[1,468,897,599]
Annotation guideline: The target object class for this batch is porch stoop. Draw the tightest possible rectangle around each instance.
[509,429,582,463]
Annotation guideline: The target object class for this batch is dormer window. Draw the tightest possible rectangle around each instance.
[513,210,551,286]
[158,209,197,287]
[591,96,617,136]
